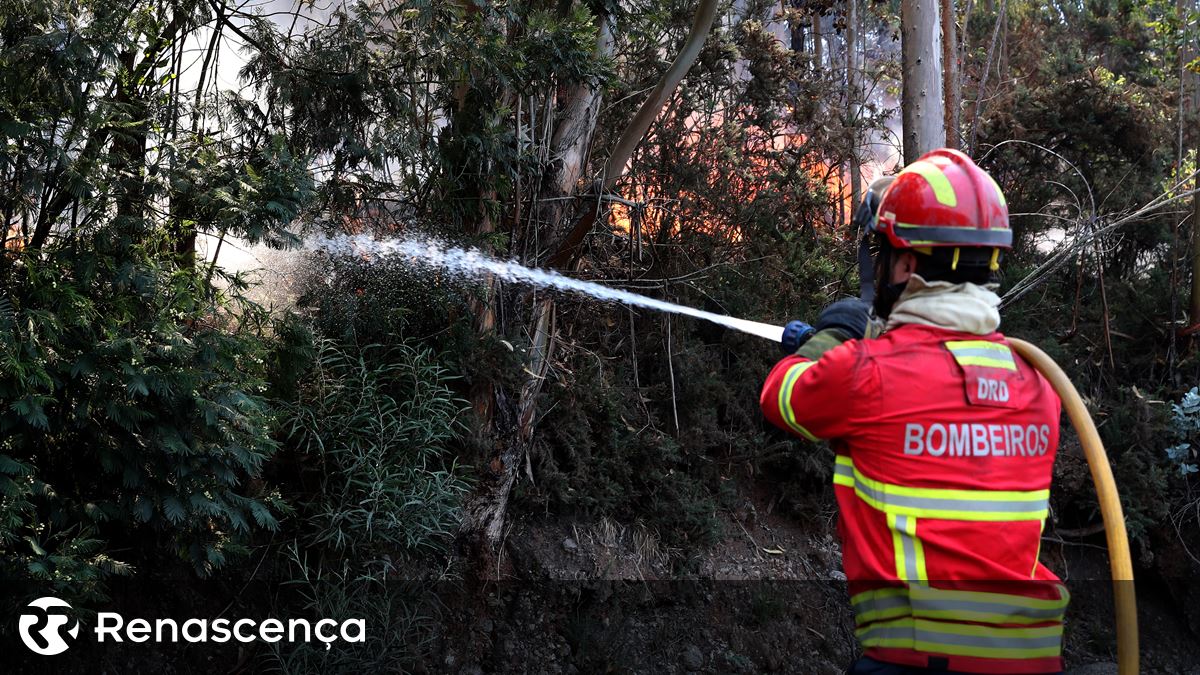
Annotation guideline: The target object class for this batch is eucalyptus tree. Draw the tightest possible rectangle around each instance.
[901,0,945,160]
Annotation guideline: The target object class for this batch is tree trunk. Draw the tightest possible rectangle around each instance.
[941,0,960,149]
[1170,0,1188,371]
[901,0,946,163]
[812,8,824,71]
[547,0,721,268]
[460,12,615,564]
[463,0,721,567]
[1189,189,1200,327]
[785,0,805,52]
[846,0,861,217]
[1187,0,1200,327]
[447,4,510,439]
[30,8,183,251]
[112,47,150,240]
[968,0,1005,155]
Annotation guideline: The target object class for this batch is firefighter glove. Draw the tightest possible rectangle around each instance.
[815,298,872,340]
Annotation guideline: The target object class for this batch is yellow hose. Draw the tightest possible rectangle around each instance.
[1009,338,1138,675]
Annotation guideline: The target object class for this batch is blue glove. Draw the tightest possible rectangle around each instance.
[815,298,872,340]
[780,320,815,355]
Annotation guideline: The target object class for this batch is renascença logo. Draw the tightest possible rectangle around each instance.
[19,597,80,655]
[17,596,366,655]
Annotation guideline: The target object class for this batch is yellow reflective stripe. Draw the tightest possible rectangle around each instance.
[833,454,854,487]
[916,620,1062,659]
[841,458,1050,521]
[889,513,928,584]
[911,584,1070,612]
[1032,520,1045,578]
[853,464,1049,502]
[954,356,1018,370]
[903,160,958,207]
[987,174,1008,207]
[945,340,1011,353]
[850,587,908,605]
[857,618,1063,660]
[854,585,1070,611]
[912,595,1067,625]
[852,584,1069,628]
[913,608,1056,626]
[850,588,912,625]
[946,340,1018,371]
[913,526,928,584]
[778,361,819,441]
[889,514,906,584]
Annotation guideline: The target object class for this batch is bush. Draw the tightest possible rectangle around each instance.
[0,249,284,598]
[267,337,469,670]
[282,339,471,562]
[1166,387,1200,477]
[264,544,441,674]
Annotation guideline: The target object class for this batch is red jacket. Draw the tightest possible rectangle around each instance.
[761,324,1066,674]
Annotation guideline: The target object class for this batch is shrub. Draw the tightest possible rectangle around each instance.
[1166,387,1200,476]
[267,337,469,670]
[281,338,470,562]
[0,250,283,597]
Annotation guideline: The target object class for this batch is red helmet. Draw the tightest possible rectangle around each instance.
[872,148,1012,256]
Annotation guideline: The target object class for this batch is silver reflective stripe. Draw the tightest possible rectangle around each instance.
[855,480,1048,514]
[858,621,1063,651]
[917,628,1062,651]
[911,598,1064,621]
[834,462,854,480]
[853,593,910,622]
[859,624,913,642]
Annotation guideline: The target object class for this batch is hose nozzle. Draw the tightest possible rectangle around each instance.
[780,320,815,355]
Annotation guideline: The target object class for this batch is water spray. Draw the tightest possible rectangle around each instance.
[311,234,787,343]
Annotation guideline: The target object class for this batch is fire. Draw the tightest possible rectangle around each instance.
[609,121,886,242]
[3,221,22,251]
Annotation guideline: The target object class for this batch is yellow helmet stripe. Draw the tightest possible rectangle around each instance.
[903,160,958,207]
[986,173,1008,207]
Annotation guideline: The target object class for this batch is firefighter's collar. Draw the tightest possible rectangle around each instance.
[884,275,1001,335]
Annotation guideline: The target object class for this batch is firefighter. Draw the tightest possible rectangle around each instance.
[761,148,1067,675]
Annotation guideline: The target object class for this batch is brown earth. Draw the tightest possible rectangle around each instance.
[423,476,1200,674]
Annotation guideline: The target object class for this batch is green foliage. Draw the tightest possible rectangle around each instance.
[966,2,1200,561]
[168,135,314,248]
[0,248,284,582]
[264,545,440,673]
[263,337,468,670]
[1166,388,1200,475]
[283,339,470,560]
[529,349,730,550]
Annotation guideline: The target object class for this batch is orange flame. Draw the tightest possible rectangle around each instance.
[609,121,884,242]
[3,221,23,251]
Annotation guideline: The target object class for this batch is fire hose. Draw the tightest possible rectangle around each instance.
[1008,338,1137,675]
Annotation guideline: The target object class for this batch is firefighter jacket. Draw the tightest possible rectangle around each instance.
[760,313,1066,674]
